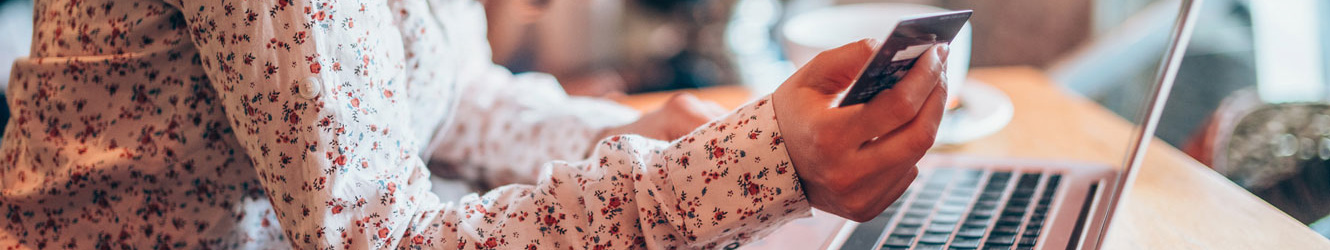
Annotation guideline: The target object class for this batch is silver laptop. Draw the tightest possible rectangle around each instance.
[823,0,1203,249]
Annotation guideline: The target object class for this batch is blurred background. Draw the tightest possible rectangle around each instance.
[2,0,1328,238]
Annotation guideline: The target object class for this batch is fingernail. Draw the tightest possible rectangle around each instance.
[862,38,882,50]
[938,44,951,61]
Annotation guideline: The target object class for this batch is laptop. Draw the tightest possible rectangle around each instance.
[822,0,1203,249]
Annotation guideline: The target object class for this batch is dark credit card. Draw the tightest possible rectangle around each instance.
[838,10,972,107]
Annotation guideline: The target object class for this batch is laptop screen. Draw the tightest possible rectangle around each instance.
[1024,0,1196,172]
[1089,0,1201,247]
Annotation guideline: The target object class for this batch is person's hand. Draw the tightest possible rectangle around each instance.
[773,39,949,222]
[600,93,728,142]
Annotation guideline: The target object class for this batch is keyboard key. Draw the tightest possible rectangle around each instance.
[949,236,982,249]
[1014,188,1036,197]
[1018,173,1040,185]
[1008,197,1031,205]
[977,202,1000,211]
[1001,212,1024,219]
[883,234,915,246]
[1016,181,1038,189]
[978,191,1001,199]
[947,184,974,192]
[956,226,987,238]
[996,216,1023,226]
[975,206,997,213]
[919,194,943,202]
[1027,219,1045,227]
[906,209,932,217]
[896,224,921,232]
[933,213,962,223]
[925,179,951,187]
[920,193,944,201]
[1028,214,1046,222]
[932,168,958,176]
[1018,236,1038,246]
[925,223,957,234]
[968,213,993,221]
[912,203,937,211]
[919,190,945,199]
[1007,202,1030,210]
[987,234,1017,245]
[944,194,973,203]
[963,219,991,228]
[1022,227,1041,238]
[995,225,1021,235]
[1037,199,1053,206]
[950,187,978,195]
[925,177,948,185]
[882,234,915,247]
[1025,221,1042,229]
[900,216,927,226]
[1002,207,1027,216]
[984,245,1012,250]
[916,243,946,250]
[976,198,999,207]
[1047,175,1062,185]
[939,205,967,215]
[919,232,951,244]
[956,176,983,187]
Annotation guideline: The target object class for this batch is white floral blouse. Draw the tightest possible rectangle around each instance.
[0,0,810,249]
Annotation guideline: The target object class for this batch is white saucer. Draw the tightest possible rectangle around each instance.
[937,79,1014,145]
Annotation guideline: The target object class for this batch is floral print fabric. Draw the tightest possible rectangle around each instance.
[1,0,811,249]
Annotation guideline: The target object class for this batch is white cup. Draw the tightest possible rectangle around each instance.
[782,3,972,105]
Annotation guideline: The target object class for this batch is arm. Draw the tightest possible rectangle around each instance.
[170,0,809,248]
[399,0,642,188]
[428,65,640,188]
[420,96,809,249]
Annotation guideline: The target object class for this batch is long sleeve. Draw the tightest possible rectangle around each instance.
[168,0,810,249]
[417,96,810,249]
[428,66,639,188]
[407,0,639,188]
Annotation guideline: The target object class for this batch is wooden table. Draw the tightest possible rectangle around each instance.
[617,67,1330,249]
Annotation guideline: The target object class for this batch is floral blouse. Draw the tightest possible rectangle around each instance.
[0,0,811,249]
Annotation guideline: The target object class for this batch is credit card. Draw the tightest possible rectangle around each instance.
[838,10,972,107]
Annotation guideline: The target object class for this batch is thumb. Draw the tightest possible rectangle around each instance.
[793,39,879,95]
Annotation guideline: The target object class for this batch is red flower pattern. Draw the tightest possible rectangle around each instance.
[0,0,810,249]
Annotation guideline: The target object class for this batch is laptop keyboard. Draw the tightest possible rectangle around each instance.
[840,168,1064,250]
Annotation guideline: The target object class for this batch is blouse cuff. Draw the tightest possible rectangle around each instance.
[649,94,812,246]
